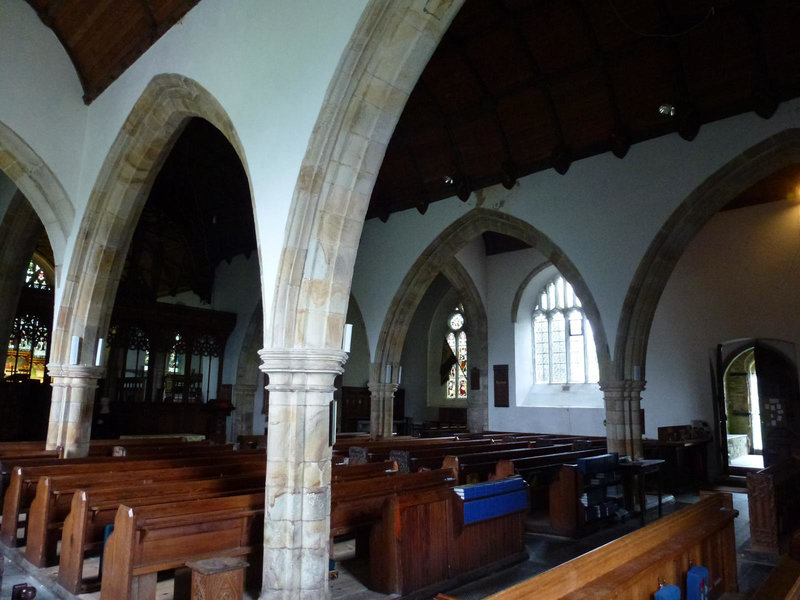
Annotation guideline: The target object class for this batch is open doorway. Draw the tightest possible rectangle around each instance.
[716,339,800,474]
[722,348,763,469]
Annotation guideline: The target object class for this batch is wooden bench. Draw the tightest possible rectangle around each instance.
[752,556,800,600]
[25,464,266,568]
[369,477,528,596]
[331,461,398,482]
[99,492,264,599]
[0,443,237,501]
[330,468,457,538]
[0,451,262,546]
[748,457,800,553]
[478,493,738,600]
[389,441,536,472]
[444,447,605,485]
[56,474,265,593]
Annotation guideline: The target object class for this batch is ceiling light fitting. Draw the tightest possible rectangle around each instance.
[659,104,676,117]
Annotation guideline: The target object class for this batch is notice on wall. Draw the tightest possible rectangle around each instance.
[493,364,509,408]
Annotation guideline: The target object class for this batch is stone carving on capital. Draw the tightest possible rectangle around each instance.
[257,348,348,394]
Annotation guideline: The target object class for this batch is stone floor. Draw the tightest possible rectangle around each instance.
[0,491,773,600]
[730,454,765,469]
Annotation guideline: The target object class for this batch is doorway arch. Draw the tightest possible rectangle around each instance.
[614,129,800,381]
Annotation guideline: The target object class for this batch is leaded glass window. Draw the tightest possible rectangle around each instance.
[4,314,49,381]
[446,307,468,399]
[25,261,50,290]
[532,276,599,385]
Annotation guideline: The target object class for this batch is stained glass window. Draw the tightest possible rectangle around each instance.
[446,307,468,399]
[25,261,50,290]
[532,275,599,385]
[4,314,49,381]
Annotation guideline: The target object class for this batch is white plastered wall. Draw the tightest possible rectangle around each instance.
[1,0,368,339]
[646,199,800,438]
[351,99,800,365]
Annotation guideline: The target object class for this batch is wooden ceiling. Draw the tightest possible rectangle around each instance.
[369,0,800,221]
[26,0,200,104]
[117,118,255,303]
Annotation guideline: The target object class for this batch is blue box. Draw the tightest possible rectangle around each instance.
[687,565,709,600]
[462,488,528,524]
[654,584,681,600]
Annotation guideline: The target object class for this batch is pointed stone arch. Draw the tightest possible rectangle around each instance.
[47,73,253,456]
[258,3,465,596]
[374,208,612,381]
[614,128,800,381]
[0,120,74,267]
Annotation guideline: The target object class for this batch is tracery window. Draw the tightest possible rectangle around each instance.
[4,314,49,381]
[445,307,468,399]
[533,276,599,385]
[25,260,50,290]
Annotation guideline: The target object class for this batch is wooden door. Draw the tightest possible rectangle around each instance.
[754,343,800,467]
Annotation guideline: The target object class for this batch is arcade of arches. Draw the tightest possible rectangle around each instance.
[3,0,800,597]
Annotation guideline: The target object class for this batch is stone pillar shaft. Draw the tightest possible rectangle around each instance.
[600,379,645,459]
[259,348,346,600]
[232,382,259,438]
[367,381,397,439]
[46,364,104,457]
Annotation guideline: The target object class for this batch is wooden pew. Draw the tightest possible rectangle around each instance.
[369,477,528,596]
[748,457,800,553]
[0,451,262,546]
[0,443,234,500]
[25,464,266,568]
[57,475,265,593]
[444,447,605,485]
[109,442,230,457]
[330,468,457,538]
[752,556,800,600]
[331,461,398,482]
[390,441,536,472]
[480,492,738,600]
[99,493,264,600]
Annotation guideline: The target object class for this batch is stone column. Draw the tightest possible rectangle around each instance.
[232,382,259,438]
[258,348,347,600]
[46,364,105,457]
[367,362,399,439]
[600,379,645,459]
[367,381,397,439]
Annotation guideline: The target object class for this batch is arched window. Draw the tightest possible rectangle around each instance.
[445,307,468,399]
[533,276,599,384]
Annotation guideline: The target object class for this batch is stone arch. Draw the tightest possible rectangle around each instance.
[266,0,464,353]
[614,128,800,381]
[511,262,552,323]
[0,120,74,268]
[233,302,264,438]
[46,74,252,456]
[373,208,612,383]
[52,73,252,366]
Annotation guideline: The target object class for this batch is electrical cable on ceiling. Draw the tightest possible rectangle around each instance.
[608,0,715,38]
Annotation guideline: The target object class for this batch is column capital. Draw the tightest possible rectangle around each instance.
[367,380,399,394]
[599,378,646,393]
[47,363,105,380]
[258,348,348,375]
[233,382,260,394]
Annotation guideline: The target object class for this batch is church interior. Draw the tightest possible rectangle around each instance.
[3,0,800,598]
